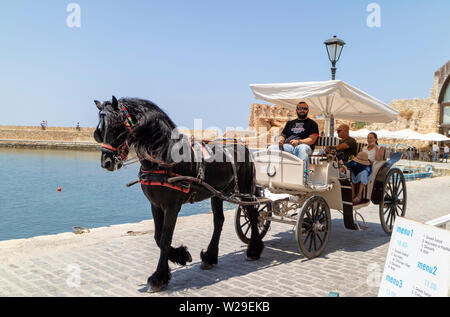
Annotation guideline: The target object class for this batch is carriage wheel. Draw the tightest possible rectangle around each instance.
[379,168,407,234]
[295,196,331,259]
[234,204,271,244]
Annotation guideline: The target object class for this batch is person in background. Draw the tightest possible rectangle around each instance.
[432,142,440,162]
[40,120,45,130]
[442,144,449,163]
[76,122,80,131]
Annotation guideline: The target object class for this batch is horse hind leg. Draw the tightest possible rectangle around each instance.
[237,157,264,260]
[200,196,224,270]
[245,204,264,261]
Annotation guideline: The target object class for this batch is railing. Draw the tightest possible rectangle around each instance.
[425,214,450,231]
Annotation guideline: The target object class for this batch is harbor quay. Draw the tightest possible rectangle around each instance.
[0,176,449,297]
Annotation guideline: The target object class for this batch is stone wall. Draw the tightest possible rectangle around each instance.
[365,98,440,134]
[0,126,96,143]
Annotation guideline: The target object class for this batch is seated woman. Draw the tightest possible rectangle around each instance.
[347,132,385,203]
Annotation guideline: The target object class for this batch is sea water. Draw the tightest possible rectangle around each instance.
[0,148,233,241]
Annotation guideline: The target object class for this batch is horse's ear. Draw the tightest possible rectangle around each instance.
[94,100,102,110]
[112,96,119,110]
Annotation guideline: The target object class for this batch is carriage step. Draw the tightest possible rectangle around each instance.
[338,179,359,230]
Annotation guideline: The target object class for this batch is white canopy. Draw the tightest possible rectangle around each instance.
[394,129,425,141]
[250,80,399,123]
[375,129,398,139]
[420,132,450,142]
[350,128,371,138]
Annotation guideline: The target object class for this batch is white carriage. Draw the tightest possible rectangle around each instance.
[235,80,407,259]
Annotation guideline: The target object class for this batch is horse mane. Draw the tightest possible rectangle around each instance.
[118,98,181,165]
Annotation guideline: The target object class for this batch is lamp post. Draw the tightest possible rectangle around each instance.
[324,35,346,136]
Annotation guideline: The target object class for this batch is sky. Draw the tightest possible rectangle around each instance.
[0,0,449,130]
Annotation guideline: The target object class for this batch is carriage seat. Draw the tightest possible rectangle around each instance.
[309,136,339,165]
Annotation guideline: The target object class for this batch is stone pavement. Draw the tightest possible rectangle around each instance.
[0,176,449,297]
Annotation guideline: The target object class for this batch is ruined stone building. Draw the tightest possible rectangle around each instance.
[365,60,450,137]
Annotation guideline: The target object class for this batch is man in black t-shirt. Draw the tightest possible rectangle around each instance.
[268,102,319,177]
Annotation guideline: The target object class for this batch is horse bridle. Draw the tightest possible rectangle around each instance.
[98,103,135,162]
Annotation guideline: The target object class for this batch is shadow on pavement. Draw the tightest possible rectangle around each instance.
[139,219,390,294]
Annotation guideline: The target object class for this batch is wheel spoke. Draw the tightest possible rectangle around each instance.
[386,206,393,224]
[396,186,404,198]
[317,232,324,245]
[305,208,313,221]
[308,231,313,252]
[244,223,251,236]
[311,203,316,220]
[387,180,394,196]
[312,234,317,251]
[304,231,312,246]
[384,203,393,215]
[240,219,250,229]
[389,208,395,229]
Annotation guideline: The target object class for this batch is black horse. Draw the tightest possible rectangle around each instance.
[94,96,263,292]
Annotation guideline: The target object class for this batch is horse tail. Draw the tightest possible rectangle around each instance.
[237,146,256,195]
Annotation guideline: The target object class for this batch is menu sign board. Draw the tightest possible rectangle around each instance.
[378,217,450,297]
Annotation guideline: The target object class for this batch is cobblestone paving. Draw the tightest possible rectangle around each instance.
[0,176,449,297]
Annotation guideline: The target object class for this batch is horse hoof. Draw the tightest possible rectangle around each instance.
[147,283,167,293]
[200,262,213,270]
[246,257,258,262]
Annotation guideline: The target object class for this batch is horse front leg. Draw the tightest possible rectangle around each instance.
[200,196,224,270]
[151,204,192,267]
[147,205,180,293]
[245,205,264,261]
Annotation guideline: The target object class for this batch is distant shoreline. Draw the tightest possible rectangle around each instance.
[0,125,99,151]
[0,139,100,151]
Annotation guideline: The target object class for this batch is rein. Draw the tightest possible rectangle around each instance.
[101,103,135,161]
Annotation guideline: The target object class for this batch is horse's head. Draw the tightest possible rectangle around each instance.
[94,96,133,171]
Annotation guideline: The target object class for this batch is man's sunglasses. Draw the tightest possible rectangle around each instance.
[296,107,309,111]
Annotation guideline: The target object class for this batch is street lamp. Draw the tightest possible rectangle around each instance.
[324,35,345,136]
[324,35,346,80]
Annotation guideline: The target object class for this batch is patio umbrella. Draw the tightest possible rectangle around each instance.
[374,129,397,139]
[350,128,371,138]
[249,80,399,123]
[393,129,424,141]
[420,132,450,141]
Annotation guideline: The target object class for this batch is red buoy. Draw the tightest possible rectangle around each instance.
[57,186,62,192]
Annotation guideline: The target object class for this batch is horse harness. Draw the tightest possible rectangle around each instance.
[138,139,241,204]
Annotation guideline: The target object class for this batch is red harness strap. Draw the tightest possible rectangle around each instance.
[139,169,191,194]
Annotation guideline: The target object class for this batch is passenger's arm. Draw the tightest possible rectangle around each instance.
[335,142,350,151]
[300,134,319,146]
